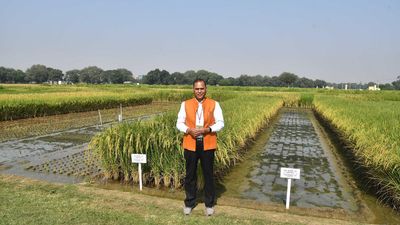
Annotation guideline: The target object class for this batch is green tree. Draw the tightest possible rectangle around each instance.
[219,77,236,86]
[159,70,171,84]
[252,75,264,86]
[270,76,284,87]
[47,67,63,82]
[13,69,26,83]
[237,75,254,86]
[143,69,170,84]
[183,70,196,82]
[392,76,400,90]
[0,67,26,83]
[196,70,211,83]
[65,69,80,83]
[261,76,273,86]
[143,69,161,84]
[114,68,134,83]
[80,66,103,84]
[100,70,114,84]
[170,72,187,85]
[314,79,327,88]
[278,72,298,87]
[26,64,48,83]
[99,69,133,84]
[0,67,12,83]
[207,72,224,85]
[294,77,315,88]
[380,83,394,90]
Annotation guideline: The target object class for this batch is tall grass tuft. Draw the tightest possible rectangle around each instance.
[298,93,314,108]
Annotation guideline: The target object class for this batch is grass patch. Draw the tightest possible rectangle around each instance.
[0,175,295,225]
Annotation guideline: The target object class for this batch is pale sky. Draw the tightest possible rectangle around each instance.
[1,0,399,83]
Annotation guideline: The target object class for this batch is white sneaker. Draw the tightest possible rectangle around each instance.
[205,207,214,216]
[183,206,192,215]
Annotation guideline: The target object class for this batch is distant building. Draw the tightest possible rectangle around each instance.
[47,80,66,85]
[368,85,380,91]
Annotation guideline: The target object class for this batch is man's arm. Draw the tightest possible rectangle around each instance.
[176,102,189,133]
[210,102,224,132]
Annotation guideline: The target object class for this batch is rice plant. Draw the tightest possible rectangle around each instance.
[314,94,400,206]
[89,96,283,188]
[0,84,193,121]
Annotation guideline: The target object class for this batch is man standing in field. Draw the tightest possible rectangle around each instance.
[176,79,224,216]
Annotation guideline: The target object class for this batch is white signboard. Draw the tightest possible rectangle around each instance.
[280,168,300,179]
[280,167,301,209]
[131,154,147,163]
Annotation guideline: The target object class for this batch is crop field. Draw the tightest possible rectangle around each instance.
[1,84,400,223]
[314,93,400,206]
[86,85,400,210]
[89,96,283,187]
[0,84,195,121]
[0,101,177,141]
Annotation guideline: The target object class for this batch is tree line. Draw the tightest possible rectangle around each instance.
[142,69,329,88]
[0,65,137,84]
[1,64,400,90]
[142,69,400,90]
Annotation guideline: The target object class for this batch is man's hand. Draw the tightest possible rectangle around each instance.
[187,127,210,138]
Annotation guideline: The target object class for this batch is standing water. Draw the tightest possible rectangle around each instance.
[220,108,400,223]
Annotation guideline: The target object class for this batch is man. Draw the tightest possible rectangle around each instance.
[176,79,224,216]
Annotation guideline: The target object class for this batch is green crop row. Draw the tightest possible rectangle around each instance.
[0,84,246,121]
[0,84,318,121]
[0,95,153,121]
[314,95,400,206]
[88,96,283,188]
[0,85,193,121]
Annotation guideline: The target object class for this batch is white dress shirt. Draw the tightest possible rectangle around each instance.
[176,100,224,133]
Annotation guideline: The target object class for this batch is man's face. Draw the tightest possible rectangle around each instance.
[193,81,206,101]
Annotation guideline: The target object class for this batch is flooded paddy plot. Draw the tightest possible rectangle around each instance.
[0,125,102,183]
[27,150,100,177]
[0,112,163,183]
[222,108,358,211]
[0,101,177,142]
[0,126,99,164]
[221,108,400,223]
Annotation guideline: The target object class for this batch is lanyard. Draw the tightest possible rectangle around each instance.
[196,105,202,124]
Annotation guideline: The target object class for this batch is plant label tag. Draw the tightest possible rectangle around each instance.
[131,154,147,163]
[280,168,300,179]
[280,168,300,209]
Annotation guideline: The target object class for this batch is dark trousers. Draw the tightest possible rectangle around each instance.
[184,139,215,208]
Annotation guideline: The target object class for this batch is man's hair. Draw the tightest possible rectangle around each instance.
[193,78,207,87]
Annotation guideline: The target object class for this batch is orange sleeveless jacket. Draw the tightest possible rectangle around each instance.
[183,98,217,151]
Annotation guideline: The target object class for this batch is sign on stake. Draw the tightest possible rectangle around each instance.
[132,154,147,191]
[98,109,103,127]
[280,167,300,209]
[118,104,123,122]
